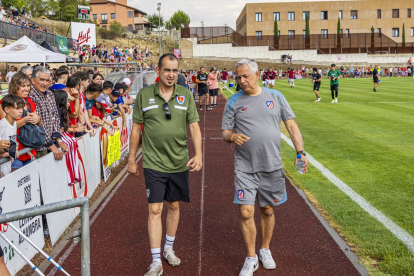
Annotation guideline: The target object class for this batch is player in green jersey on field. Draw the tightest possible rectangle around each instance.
[327,64,341,103]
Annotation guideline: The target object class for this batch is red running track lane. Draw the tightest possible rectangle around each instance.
[45,94,361,276]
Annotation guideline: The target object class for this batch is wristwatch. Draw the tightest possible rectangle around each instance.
[297,150,306,156]
[56,139,63,143]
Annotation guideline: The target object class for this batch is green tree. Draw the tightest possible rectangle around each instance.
[165,20,174,30]
[46,0,60,20]
[26,0,46,17]
[109,20,125,38]
[273,18,278,36]
[146,13,164,29]
[170,10,190,30]
[305,13,310,35]
[371,25,374,34]
[402,23,406,43]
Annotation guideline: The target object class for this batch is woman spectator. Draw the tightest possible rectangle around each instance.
[0,72,41,170]
[92,73,104,86]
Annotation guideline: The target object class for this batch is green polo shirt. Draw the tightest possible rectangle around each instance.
[328,69,341,85]
[133,83,199,173]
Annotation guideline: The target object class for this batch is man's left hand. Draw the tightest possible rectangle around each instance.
[187,154,202,172]
[58,142,69,154]
[294,155,309,173]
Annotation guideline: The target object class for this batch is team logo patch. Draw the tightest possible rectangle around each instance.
[146,189,150,198]
[237,190,244,200]
[176,96,185,105]
[266,101,274,109]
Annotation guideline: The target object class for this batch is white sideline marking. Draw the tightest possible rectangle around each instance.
[281,134,414,254]
[198,108,207,276]
[48,152,143,276]
[222,85,234,95]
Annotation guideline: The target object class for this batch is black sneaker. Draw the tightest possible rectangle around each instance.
[199,106,203,110]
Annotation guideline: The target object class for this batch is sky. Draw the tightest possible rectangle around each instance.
[128,0,343,30]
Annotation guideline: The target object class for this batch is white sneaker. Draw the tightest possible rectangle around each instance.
[314,98,321,102]
[144,261,163,276]
[239,256,259,276]
[335,98,338,103]
[259,248,276,269]
[163,247,181,266]
[331,100,335,103]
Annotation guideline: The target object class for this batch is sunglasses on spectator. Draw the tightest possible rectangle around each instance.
[163,103,171,120]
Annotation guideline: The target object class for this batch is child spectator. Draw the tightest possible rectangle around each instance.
[109,89,126,121]
[0,94,24,176]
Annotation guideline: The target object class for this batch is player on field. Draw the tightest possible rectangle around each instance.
[222,58,308,276]
[312,67,321,102]
[327,64,341,103]
[373,65,380,92]
[197,67,211,110]
[261,69,268,87]
[221,68,228,90]
[267,67,276,88]
[288,67,295,88]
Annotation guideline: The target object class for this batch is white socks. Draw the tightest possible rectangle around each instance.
[151,248,161,263]
[164,234,175,250]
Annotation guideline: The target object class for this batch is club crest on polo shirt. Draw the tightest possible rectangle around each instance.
[176,96,185,105]
[237,190,244,200]
[266,101,274,109]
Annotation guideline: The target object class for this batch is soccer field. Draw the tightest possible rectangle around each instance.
[220,77,414,276]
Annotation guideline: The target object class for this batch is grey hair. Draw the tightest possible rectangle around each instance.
[20,65,33,74]
[235,58,258,74]
[32,66,50,79]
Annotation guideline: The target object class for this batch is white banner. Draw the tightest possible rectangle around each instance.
[38,153,76,245]
[0,161,44,275]
[71,22,96,47]
[82,131,102,195]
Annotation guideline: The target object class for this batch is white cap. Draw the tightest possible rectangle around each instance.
[122,78,131,86]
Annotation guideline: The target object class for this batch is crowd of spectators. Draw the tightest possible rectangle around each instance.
[0,5,47,32]
[0,64,134,178]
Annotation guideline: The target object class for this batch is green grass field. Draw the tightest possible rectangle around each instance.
[220,77,414,276]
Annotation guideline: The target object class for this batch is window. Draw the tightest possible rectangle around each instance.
[128,11,133,18]
[408,9,412,18]
[256,31,262,39]
[273,12,280,21]
[303,30,306,37]
[392,28,399,37]
[340,29,343,34]
[255,13,262,22]
[93,14,97,20]
[128,24,133,31]
[377,28,381,37]
[288,30,295,38]
[111,13,115,19]
[411,27,414,37]
[321,29,328,38]
[351,10,358,19]
[377,9,381,19]
[339,10,343,19]
[278,31,280,36]
[392,9,399,18]
[101,13,107,21]
[288,12,295,21]
[346,29,350,38]
[303,11,309,20]
[321,11,328,20]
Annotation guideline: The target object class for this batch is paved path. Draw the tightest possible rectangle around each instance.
[45,95,362,276]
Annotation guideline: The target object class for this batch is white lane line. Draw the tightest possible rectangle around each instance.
[48,151,143,276]
[198,107,207,276]
[281,133,414,254]
[222,85,234,94]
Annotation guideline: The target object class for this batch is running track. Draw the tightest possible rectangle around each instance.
[44,94,362,276]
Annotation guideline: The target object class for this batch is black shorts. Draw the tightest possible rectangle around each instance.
[313,83,321,91]
[209,88,219,96]
[330,84,339,91]
[373,77,379,83]
[144,168,190,203]
[198,87,208,96]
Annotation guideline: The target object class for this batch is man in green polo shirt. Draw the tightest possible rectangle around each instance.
[328,63,341,103]
[128,53,202,276]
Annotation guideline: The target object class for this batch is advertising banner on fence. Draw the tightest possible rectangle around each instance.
[71,22,96,47]
[107,130,121,167]
[82,131,102,195]
[56,35,70,55]
[0,161,45,275]
[38,153,76,245]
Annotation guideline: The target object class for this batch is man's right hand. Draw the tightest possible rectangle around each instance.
[50,144,64,161]
[231,133,251,146]
[128,160,139,176]
[0,140,10,149]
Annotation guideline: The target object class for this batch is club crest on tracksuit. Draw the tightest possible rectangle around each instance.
[237,190,244,200]
[266,101,274,109]
[176,96,185,105]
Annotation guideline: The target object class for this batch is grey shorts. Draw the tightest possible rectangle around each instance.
[233,169,287,207]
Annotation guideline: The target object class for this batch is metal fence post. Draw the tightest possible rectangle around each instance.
[81,201,90,276]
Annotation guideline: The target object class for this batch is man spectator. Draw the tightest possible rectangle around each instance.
[11,8,19,18]
[208,67,219,107]
[373,65,380,92]
[51,68,69,90]
[197,67,210,111]
[20,65,33,78]
[21,6,26,17]
[221,68,228,89]
[222,58,308,276]
[63,77,81,126]
[72,71,96,136]
[128,53,202,276]
[0,7,6,22]
[6,66,17,83]
[30,66,68,160]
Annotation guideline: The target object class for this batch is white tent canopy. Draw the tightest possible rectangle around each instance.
[0,36,66,63]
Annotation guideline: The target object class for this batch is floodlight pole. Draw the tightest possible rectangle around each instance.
[157,3,161,58]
